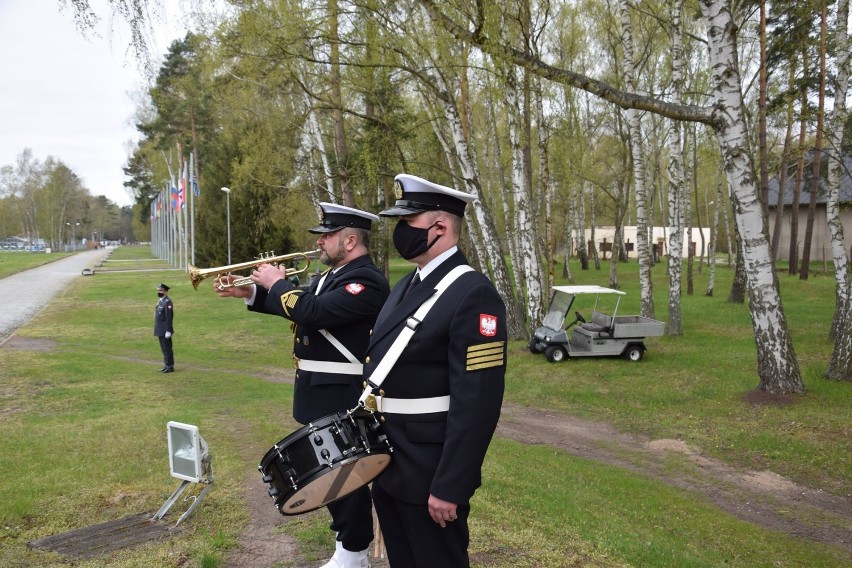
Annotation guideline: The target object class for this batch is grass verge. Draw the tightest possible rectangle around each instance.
[0,246,848,567]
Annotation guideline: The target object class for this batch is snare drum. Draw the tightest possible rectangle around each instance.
[258,408,392,515]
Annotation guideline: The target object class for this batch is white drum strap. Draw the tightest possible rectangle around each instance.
[358,265,473,408]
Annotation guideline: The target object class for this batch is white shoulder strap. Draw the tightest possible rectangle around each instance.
[318,328,359,363]
[358,265,474,407]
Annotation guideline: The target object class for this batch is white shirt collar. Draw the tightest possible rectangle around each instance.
[417,246,458,281]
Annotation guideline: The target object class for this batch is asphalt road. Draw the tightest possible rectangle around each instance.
[0,248,112,343]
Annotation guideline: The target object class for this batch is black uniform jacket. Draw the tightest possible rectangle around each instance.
[250,254,389,424]
[364,250,506,506]
[154,295,174,337]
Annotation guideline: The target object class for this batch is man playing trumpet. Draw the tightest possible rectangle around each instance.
[215,203,389,568]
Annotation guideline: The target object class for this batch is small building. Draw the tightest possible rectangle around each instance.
[766,158,852,264]
[581,226,711,259]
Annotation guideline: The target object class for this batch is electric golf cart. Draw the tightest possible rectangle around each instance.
[529,285,665,362]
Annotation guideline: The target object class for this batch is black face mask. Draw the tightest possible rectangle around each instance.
[393,219,440,260]
[158,292,165,297]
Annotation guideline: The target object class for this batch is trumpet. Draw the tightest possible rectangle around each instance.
[188,249,321,290]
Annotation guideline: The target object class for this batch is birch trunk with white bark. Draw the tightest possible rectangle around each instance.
[620,0,654,317]
[666,0,685,335]
[700,0,804,393]
[506,64,545,326]
[706,168,724,296]
[826,0,852,379]
[305,105,335,203]
[426,67,527,338]
[577,181,588,270]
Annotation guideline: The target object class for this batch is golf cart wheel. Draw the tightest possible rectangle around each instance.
[624,345,644,362]
[545,345,566,363]
[529,338,541,354]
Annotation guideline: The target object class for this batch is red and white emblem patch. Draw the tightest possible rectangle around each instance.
[345,283,365,295]
[479,314,498,337]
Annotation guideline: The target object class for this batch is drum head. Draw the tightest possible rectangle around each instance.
[279,453,391,515]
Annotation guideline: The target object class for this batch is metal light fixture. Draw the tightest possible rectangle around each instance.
[66,221,79,251]
[152,421,214,526]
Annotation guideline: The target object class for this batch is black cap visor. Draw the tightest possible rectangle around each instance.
[307,223,344,234]
[380,197,465,217]
[379,200,430,217]
[308,212,373,233]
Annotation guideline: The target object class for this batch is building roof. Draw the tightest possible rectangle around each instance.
[766,154,852,207]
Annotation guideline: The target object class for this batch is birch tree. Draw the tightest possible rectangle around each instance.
[825,0,852,380]
[799,0,828,281]
[620,0,653,317]
[706,164,724,297]
[420,0,805,393]
[699,0,802,393]
[405,6,526,336]
[505,61,546,325]
[666,0,686,335]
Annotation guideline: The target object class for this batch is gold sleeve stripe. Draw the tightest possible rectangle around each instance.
[468,341,505,352]
[281,290,301,317]
[466,341,505,371]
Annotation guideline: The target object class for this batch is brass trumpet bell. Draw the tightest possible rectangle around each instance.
[188,249,320,290]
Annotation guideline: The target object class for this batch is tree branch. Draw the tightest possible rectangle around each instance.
[419,0,721,130]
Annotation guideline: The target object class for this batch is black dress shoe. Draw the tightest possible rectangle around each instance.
[162,368,174,373]
[158,367,168,372]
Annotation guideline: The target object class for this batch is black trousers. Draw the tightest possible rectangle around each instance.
[158,336,174,368]
[327,484,374,551]
[372,483,470,568]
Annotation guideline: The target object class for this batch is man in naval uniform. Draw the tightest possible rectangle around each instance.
[154,282,175,373]
[363,174,507,567]
[215,203,389,568]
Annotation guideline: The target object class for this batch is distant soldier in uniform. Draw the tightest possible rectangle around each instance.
[363,174,507,567]
[154,283,175,373]
[215,203,389,568]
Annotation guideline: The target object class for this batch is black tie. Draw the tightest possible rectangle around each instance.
[403,273,421,298]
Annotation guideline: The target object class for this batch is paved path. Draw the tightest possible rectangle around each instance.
[0,249,112,343]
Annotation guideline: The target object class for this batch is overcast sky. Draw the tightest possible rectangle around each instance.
[0,0,186,208]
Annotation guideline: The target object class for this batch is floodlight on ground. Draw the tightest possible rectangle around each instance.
[152,421,214,526]
[167,421,210,482]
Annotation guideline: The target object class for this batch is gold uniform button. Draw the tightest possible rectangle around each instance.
[380,416,385,423]
[363,381,368,388]
[365,356,371,364]
[296,338,301,343]
[379,389,385,396]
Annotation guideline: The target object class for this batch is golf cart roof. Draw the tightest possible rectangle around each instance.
[552,285,626,296]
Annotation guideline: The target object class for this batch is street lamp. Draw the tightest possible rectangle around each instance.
[221,187,231,264]
[66,222,79,251]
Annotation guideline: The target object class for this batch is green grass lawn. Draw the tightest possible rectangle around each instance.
[0,246,849,567]
[0,250,72,278]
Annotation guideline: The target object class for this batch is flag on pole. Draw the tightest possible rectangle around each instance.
[171,184,179,210]
[179,161,187,210]
[189,152,199,197]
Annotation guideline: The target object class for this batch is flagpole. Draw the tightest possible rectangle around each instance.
[190,150,197,265]
[182,158,189,272]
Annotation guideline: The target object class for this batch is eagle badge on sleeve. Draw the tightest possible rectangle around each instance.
[345,283,365,295]
[479,314,497,337]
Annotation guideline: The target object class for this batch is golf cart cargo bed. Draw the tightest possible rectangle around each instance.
[610,316,665,338]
